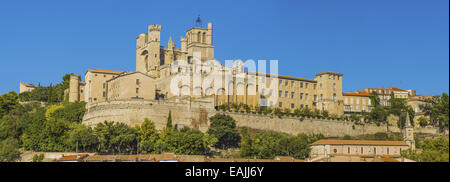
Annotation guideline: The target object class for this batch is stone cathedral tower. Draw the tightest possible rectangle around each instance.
[136,24,162,77]
[135,20,215,79]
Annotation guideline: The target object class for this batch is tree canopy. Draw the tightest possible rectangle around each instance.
[207,114,241,150]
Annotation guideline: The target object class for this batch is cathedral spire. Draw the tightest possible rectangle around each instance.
[168,36,174,50]
[405,111,412,128]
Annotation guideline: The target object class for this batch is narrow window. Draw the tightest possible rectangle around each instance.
[361,147,364,154]
[202,32,206,43]
[348,147,350,154]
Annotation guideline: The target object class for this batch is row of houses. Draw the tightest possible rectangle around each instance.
[56,139,414,163]
[343,87,431,115]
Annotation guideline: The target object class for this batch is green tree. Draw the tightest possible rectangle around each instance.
[136,119,160,154]
[94,121,137,154]
[239,130,324,159]
[207,114,241,149]
[165,128,211,155]
[52,102,86,123]
[32,154,44,162]
[417,116,428,127]
[65,123,98,152]
[402,137,449,162]
[18,73,73,103]
[343,135,352,140]
[166,111,173,129]
[0,138,21,162]
[0,91,19,118]
[421,93,449,130]
[368,106,388,124]
[369,91,380,107]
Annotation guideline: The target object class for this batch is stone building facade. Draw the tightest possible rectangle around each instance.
[19,82,36,93]
[65,21,345,115]
[343,90,373,113]
[310,139,410,158]
[106,72,157,101]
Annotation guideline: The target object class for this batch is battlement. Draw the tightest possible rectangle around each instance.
[148,24,161,31]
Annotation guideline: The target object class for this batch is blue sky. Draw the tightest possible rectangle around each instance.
[0,0,448,95]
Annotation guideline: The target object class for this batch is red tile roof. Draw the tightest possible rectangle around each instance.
[85,153,177,162]
[21,82,36,88]
[57,154,89,161]
[343,91,371,97]
[311,139,408,146]
[380,157,399,162]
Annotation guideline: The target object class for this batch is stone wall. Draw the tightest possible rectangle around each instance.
[82,99,441,137]
[83,98,215,132]
[223,112,398,137]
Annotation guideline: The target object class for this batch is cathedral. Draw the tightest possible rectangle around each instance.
[64,20,345,115]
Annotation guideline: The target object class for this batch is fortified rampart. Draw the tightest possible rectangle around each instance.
[83,97,215,132]
[82,99,440,137]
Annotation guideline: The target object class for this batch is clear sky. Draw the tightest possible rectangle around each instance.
[0,0,448,95]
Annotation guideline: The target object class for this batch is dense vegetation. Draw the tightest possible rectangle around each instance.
[207,114,241,150]
[402,137,449,162]
[0,75,448,162]
[421,93,449,130]
[239,128,325,159]
[18,74,74,104]
[0,87,325,161]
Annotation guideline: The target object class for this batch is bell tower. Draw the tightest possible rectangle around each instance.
[147,25,162,77]
[136,24,161,77]
[185,16,214,62]
[403,112,416,150]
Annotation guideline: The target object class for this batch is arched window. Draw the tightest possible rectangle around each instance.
[202,32,206,43]
[197,32,201,42]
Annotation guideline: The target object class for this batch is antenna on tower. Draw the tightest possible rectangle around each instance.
[195,15,202,28]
